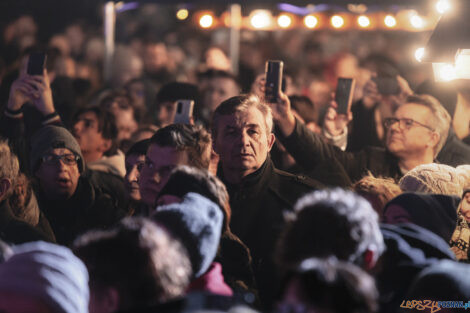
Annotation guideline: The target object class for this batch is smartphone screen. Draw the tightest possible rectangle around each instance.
[173,99,194,124]
[265,60,284,103]
[335,78,355,115]
[27,52,47,76]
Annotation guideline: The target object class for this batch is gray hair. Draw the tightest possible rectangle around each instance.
[404,94,451,157]
[0,140,20,197]
[211,94,273,139]
[280,188,385,266]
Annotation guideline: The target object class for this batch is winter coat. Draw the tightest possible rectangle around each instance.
[219,158,322,309]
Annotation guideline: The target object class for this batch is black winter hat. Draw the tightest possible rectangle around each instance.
[30,125,85,173]
[383,193,459,242]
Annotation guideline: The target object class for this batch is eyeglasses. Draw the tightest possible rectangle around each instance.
[383,117,434,132]
[41,154,79,166]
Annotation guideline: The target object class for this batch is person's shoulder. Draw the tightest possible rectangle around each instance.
[272,168,324,191]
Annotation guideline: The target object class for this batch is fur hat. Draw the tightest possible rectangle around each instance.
[152,192,223,278]
[0,241,89,313]
[30,125,85,173]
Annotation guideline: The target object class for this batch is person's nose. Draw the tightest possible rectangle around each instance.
[236,131,250,147]
[128,166,140,183]
[73,121,83,135]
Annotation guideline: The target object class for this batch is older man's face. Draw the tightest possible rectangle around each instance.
[385,103,437,159]
[214,106,275,180]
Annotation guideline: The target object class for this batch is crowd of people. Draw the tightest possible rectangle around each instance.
[2,9,470,313]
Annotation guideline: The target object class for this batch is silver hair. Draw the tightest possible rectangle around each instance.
[0,140,20,197]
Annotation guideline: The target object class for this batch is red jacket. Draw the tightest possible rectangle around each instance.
[188,262,233,296]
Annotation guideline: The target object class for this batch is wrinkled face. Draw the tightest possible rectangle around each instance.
[382,204,413,224]
[214,106,275,179]
[125,154,145,202]
[139,144,189,207]
[203,78,239,113]
[386,104,436,158]
[72,111,109,159]
[35,148,80,200]
[156,101,176,128]
[460,192,470,222]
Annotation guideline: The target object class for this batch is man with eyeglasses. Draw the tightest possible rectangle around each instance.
[272,93,451,182]
[30,125,127,246]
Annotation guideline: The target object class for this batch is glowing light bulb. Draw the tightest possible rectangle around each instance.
[250,10,272,29]
[358,15,370,27]
[331,15,344,28]
[436,0,451,14]
[410,14,424,29]
[415,47,425,62]
[176,9,189,20]
[384,15,397,28]
[199,14,214,28]
[277,14,292,28]
[304,15,318,29]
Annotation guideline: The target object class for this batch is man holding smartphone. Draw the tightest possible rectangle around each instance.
[271,90,451,183]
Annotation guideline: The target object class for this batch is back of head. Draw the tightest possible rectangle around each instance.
[0,140,20,199]
[73,217,191,311]
[155,82,200,106]
[278,257,378,313]
[407,259,470,302]
[150,124,212,169]
[399,163,463,196]
[153,192,223,278]
[353,173,402,218]
[277,189,384,268]
[0,241,89,313]
[157,165,231,231]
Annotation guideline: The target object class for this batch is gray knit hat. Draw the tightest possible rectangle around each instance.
[30,125,85,173]
[0,241,89,313]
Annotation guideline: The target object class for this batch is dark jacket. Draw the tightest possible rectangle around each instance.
[436,128,470,167]
[377,223,455,313]
[36,172,127,246]
[0,199,53,244]
[278,119,402,182]
[219,158,322,309]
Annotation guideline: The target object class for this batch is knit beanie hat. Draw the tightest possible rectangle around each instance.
[30,125,85,173]
[399,163,463,196]
[383,193,459,242]
[0,241,89,313]
[152,192,223,278]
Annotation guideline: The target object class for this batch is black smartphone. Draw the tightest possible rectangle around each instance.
[265,60,283,103]
[27,52,47,76]
[373,76,400,95]
[335,78,355,115]
[173,99,194,124]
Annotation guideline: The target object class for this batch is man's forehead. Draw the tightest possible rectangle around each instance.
[147,144,188,163]
[47,147,73,155]
[395,103,431,118]
[218,108,265,128]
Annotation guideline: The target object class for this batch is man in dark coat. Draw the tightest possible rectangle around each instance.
[30,125,126,246]
[273,92,451,182]
[212,94,323,309]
